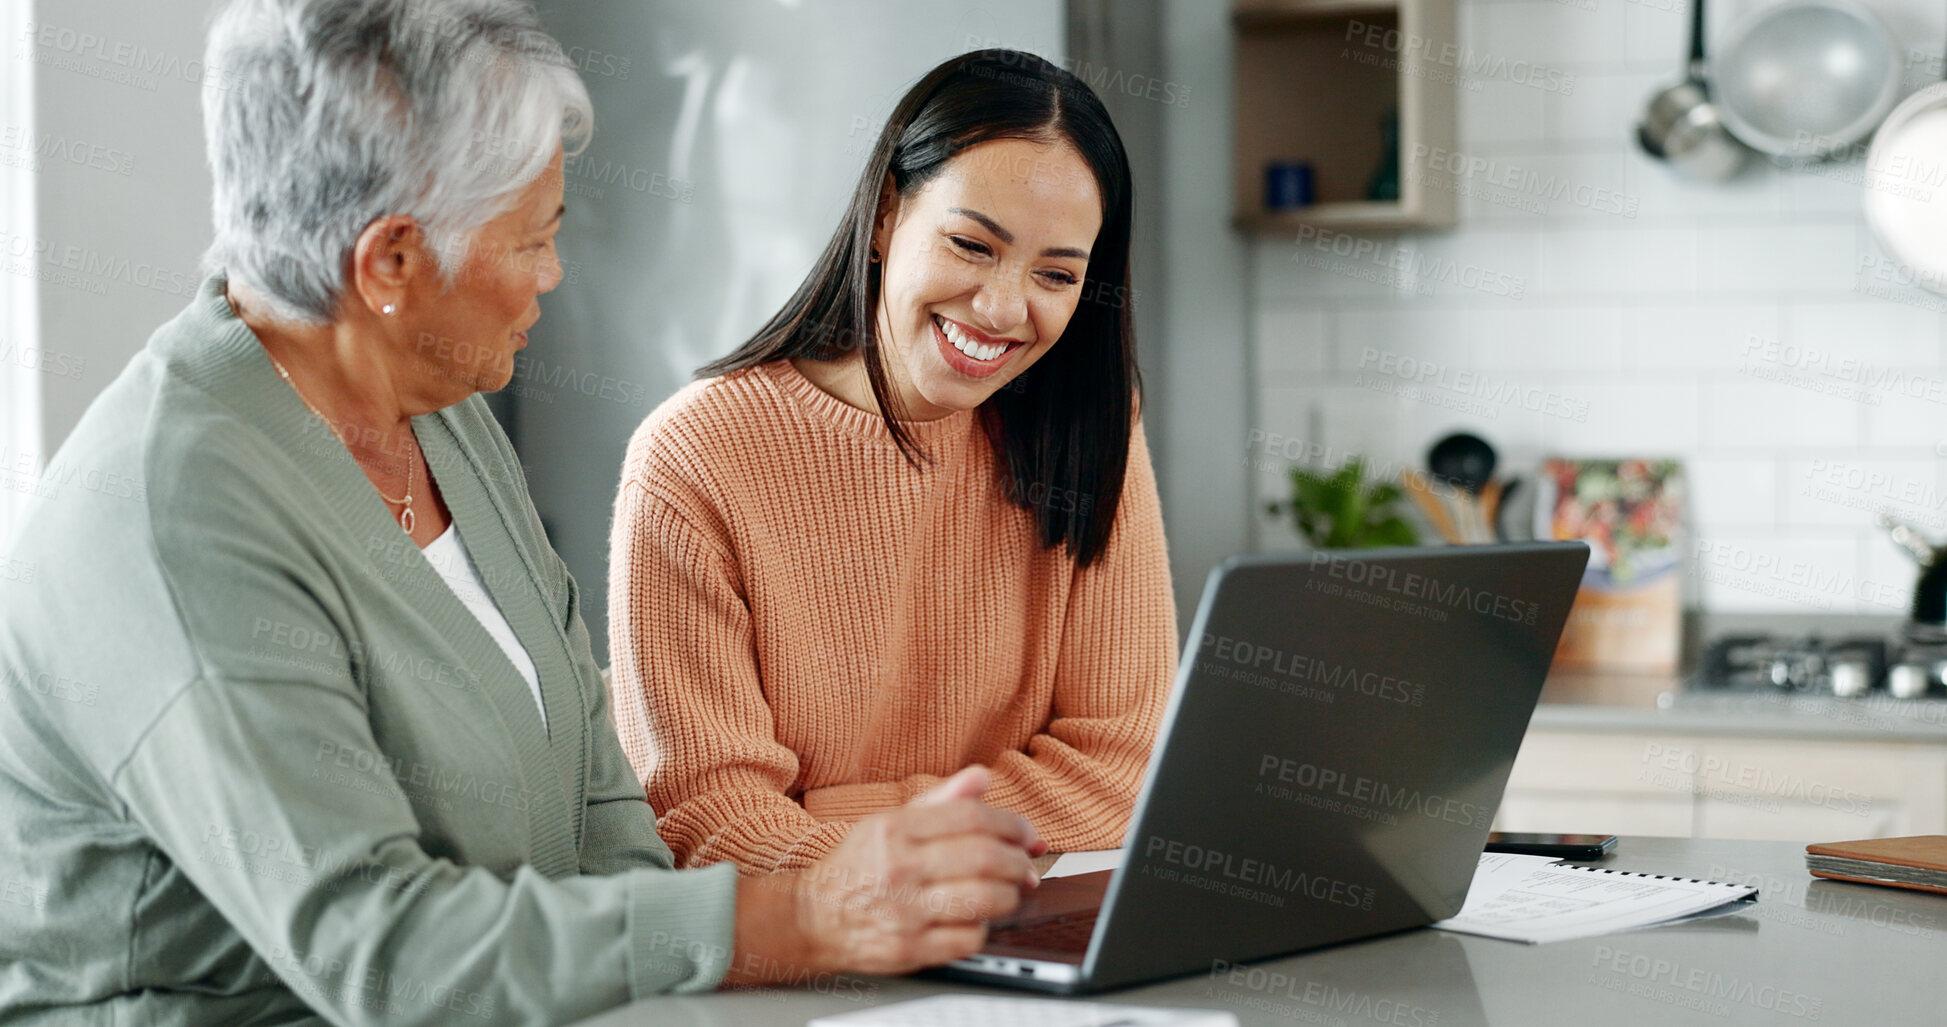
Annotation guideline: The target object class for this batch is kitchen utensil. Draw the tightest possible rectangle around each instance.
[1428,432,1496,493]
[1864,82,1947,295]
[1494,477,1523,541]
[1912,558,1947,625]
[1876,516,1947,631]
[1402,473,1462,544]
[1480,478,1505,543]
[1636,0,1748,180]
[1710,0,1902,162]
[1428,433,1496,543]
[1881,514,1943,565]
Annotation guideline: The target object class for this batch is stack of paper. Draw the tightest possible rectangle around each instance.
[1431,852,1758,944]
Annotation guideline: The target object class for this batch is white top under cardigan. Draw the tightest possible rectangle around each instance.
[422,523,546,732]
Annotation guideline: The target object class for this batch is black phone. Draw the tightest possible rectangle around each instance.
[1484,832,1617,859]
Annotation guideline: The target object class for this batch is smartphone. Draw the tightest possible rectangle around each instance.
[1484,832,1617,859]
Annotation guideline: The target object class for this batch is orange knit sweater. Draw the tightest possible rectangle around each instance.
[606,359,1177,873]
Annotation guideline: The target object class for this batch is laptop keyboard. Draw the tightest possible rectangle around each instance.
[985,908,1100,954]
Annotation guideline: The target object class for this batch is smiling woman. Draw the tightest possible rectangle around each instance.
[608,49,1177,874]
[0,5,1051,1024]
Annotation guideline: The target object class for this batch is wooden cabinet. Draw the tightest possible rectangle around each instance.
[1495,729,1947,840]
[1232,0,1459,232]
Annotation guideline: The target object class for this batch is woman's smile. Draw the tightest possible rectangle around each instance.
[932,314,1025,378]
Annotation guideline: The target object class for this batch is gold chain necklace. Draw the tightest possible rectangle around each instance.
[265,351,417,535]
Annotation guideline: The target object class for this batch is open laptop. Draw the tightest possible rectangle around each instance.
[941,542,1591,993]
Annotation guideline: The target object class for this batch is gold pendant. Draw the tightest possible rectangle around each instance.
[400,506,416,535]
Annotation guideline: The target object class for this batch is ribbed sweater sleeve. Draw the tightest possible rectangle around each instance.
[798,423,1177,851]
[608,475,848,872]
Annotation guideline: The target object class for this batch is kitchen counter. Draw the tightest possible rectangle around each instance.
[1508,667,1947,840]
[570,838,1947,1027]
[1534,671,1947,742]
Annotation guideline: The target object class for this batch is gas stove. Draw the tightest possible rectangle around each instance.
[1694,632,1947,700]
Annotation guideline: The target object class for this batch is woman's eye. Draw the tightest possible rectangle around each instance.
[949,236,990,257]
[1039,270,1080,287]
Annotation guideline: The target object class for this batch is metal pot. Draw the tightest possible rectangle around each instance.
[1636,0,1747,179]
[1710,0,1903,162]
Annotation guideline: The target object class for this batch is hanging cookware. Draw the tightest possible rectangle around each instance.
[1862,82,1947,294]
[1636,0,1748,179]
[1710,0,1903,162]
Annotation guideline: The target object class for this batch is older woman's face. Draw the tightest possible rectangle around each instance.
[406,149,566,394]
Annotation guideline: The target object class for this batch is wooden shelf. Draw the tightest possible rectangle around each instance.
[1234,0,1401,25]
[1233,200,1428,232]
[1232,0,1458,233]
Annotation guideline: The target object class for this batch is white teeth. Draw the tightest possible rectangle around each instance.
[939,317,1007,361]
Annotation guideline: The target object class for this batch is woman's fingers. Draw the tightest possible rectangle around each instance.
[915,835,1040,893]
[792,787,1050,976]
[911,766,1044,855]
[898,797,1038,850]
[917,765,990,804]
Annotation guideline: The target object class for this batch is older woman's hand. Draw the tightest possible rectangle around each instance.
[724,766,1046,984]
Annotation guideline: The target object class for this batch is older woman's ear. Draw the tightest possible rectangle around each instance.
[348,214,423,321]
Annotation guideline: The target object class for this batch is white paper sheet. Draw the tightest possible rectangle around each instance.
[1043,849,1124,879]
[1431,852,1759,944]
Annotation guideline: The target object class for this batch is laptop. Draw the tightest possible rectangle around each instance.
[941,542,1590,993]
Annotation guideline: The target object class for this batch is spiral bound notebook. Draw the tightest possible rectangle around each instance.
[1430,852,1758,944]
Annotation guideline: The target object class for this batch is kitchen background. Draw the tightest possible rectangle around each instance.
[22,0,1947,635]
[1239,0,1947,628]
[11,0,1947,840]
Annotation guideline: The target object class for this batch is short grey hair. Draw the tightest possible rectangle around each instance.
[201,0,593,323]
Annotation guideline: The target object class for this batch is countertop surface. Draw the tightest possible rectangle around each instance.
[1533,671,1947,741]
[1528,610,1947,740]
[568,836,1945,1027]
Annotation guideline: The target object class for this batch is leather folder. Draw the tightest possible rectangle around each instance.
[1805,835,1947,896]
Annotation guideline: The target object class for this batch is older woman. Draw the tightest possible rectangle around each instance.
[0,2,1040,1024]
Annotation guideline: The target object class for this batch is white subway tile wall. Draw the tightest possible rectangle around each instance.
[1250,0,1947,613]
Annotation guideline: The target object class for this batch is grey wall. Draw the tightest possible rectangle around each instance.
[23,0,219,450]
[1155,0,1252,627]
[519,1,1064,660]
[15,1,1238,655]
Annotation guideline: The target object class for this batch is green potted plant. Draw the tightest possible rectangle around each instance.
[1266,458,1419,549]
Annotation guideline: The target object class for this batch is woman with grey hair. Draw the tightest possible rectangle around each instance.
[0,1,1041,1024]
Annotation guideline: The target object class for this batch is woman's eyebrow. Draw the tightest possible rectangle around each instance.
[948,206,1090,260]
[948,206,1012,242]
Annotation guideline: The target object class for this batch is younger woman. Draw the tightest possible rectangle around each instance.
[609,49,1175,871]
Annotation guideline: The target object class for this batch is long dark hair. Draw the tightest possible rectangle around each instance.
[700,49,1140,567]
